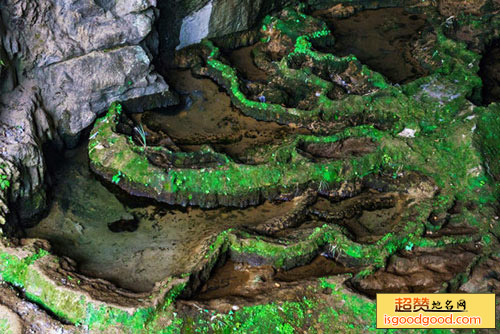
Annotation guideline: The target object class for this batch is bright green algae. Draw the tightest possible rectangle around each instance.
[0,246,162,330]
[1,4,499,333]
[147,278,459,334]
[83,6,498,331]
[475,103,500,196]
[89,102,391,207]
[89,6,485,212]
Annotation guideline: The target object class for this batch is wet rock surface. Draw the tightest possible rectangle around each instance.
[184,256,356,313]
[298,137,377,160]
[439,0,500,53]
[314,7,432,84]
[225,44,269,82]
[351,244,482,297]
[88,6,409,208]
[248,189,317,235]
[0,283,78,334]
[139,69,309,163]
[311,192,409,244]
[86,0,497,300]
[1,1,500,332]
[26,144,301,292]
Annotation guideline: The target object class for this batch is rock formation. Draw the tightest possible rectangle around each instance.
[0,0,499,332]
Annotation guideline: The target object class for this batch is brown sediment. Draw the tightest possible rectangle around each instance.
[138,69,309,163]
[2,1,498,331]
[185,256,357,313]
[350,243,482,297]
[25,144,299,293]
[225,44,268,82]
[314,8,430,84]
[298,137,377,160]
[310,192,408,244]
[248,189,317,236]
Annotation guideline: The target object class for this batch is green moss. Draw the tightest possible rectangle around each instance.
[0,318,12,334]
[84,304,155,332]
[0,249,90,322]
[0,246,181,331]
[90,102,396,205]
[203,7,480,135]
[89,4,486,212]
[150,277,457,334]
[71,5,500,333]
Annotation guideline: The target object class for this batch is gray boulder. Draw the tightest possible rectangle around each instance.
[36,45,176,145]
[158,0,293,58]
[1,0,177,146]
[1,0,158,69]
[0,0,180,225]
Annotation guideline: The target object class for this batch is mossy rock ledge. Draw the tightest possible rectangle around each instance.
[91,6,485,209]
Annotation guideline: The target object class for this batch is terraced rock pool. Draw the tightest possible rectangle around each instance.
[10,3,500,331]
[25,143,300,292]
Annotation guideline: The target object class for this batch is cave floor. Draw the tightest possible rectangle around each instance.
[3,2,500,333]
[26,144,299,293]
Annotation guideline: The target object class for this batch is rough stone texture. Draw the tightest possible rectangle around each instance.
[0,304,23,334]
[157,0,292,59]
[0,0,498,331]
[0,18,16,94]
[208,0,285,38]
[249,189,317,235]
[1,0,177,146]
[0,0,181,225]
[0,0,157,69]
[0,283,78,334]
[459,256,500,293]
[157,0,212,59]
[0,83,59,226]
[36,45,175,144]
[0,0,301,233]
[177,0,214,50]
[351,244,481,297]
[307,0,427,11]
[0,239,170,326]
[438,0,489,17]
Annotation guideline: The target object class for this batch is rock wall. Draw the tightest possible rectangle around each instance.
[0,0,179,224]
[0,0,495,229]
[0,82,58,229]
[157,0,293,60]
[176,0,214,50]
[0,0,177,146]
[159,0,459,58]
[0,0,299,225]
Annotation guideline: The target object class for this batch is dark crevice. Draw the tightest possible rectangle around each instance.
[479,39,500,105]
[4,282,74,326]
[94,0,115,11]
[108,216,139,233]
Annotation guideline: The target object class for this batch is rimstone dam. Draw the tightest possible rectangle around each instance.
[0,0,499,332]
